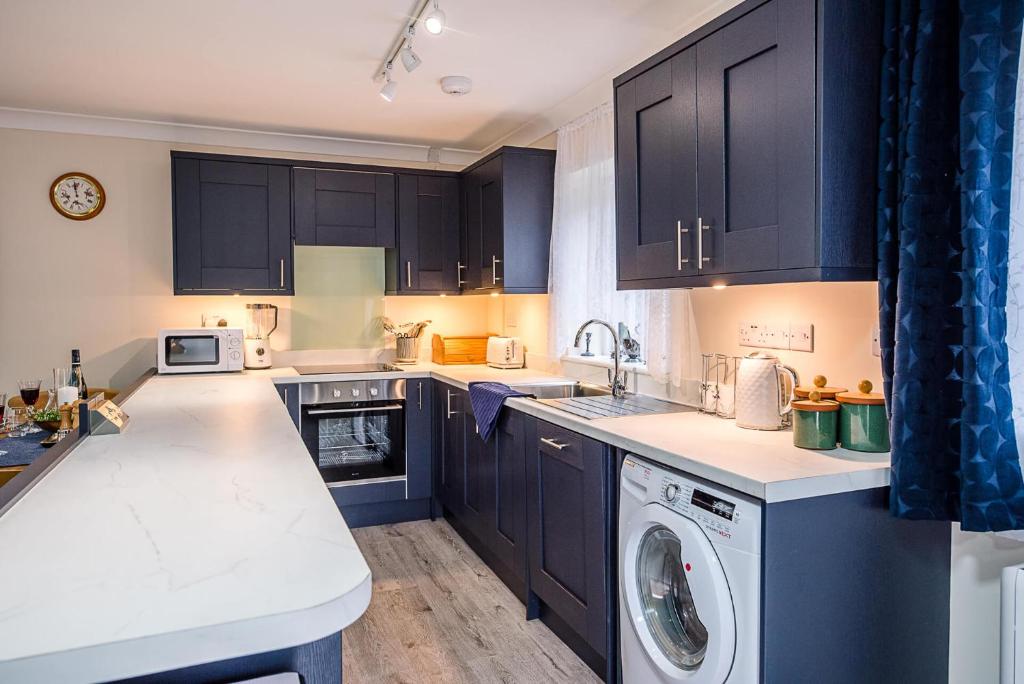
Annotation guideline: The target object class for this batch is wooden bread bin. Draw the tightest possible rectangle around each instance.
[431,334,494,365]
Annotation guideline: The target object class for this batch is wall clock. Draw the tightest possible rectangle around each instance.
[50,172,105,220]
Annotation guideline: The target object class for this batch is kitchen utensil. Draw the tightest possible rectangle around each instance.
[794,374,847,400]
[792,390,839,450]
[244,304,279,369]
[735,351,798,430]
[486,336,525,369]
[836,380,890,452]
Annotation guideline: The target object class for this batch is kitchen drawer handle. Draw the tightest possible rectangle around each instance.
[446,389,457,418]
[457,261,467,287]
[698,217,711,270]
[307,404,403,415]
[280,258,285,287]
[540,437,569,451]
[677,220,690,270]
[492,255,502,284]
[406,260,412,288]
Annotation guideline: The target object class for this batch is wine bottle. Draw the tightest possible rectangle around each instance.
[70,349,88,401]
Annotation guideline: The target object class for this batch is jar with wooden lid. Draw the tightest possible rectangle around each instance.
[792,390,839,450]
[794,374,848,401]
[836,380,890,452]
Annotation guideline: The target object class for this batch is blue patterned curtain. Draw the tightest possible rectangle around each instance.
[879,0,1024,532]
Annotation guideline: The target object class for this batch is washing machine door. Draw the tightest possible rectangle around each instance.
[622,502,736,683]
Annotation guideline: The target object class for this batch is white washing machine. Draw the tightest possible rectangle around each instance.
[619,455,761,683]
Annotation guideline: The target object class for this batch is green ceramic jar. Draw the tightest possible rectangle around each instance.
[836,380,890,453]
[792,391,839,450]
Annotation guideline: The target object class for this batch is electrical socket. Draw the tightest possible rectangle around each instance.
[790,322,813,352]
[740,322,792,350]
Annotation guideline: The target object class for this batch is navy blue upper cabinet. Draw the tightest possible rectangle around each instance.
[461,147,556,294]
[293,167,395,248]
[172,154,293,295]
[615,0,882,289]
[616,48,699,281]
[386,174,461,294]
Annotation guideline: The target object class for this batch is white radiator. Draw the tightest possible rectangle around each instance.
[1003,563,1024,683]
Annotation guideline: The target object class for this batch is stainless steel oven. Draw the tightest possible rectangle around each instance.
[299,379,406,485]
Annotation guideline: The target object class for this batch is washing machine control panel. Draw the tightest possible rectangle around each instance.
[622,454,761,553]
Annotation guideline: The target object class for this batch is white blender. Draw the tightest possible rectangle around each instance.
[244,303,278,369]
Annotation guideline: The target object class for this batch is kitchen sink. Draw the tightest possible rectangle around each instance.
[509,382,613,400]
[511,382,693,420]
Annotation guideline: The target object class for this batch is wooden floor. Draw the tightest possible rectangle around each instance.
[343,520,602,684]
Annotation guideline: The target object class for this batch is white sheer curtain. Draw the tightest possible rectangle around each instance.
[547,103,701,388]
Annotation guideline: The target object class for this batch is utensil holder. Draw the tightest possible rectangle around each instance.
[700,353,740,417]
[395,336,421,364]
[714,354,739,419]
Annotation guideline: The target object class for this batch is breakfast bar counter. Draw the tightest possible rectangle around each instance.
[0,372,370,683]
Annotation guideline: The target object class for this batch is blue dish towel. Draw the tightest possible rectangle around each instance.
[468,382,532,441]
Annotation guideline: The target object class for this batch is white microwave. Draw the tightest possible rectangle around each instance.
[157,328,245,374]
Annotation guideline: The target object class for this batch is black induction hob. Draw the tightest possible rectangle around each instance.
[292,363,404,375]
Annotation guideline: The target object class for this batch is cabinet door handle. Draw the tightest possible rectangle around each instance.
[492,255,502,284]
[279,258,285,287]
[677,220,690,270]
[540,437,568,451]
[457,261,467,287]
[446,389,457,419]
[406,260,412,288]
[418,381,423,410]
[698,217,711,270]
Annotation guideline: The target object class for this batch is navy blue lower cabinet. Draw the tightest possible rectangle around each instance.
[112,631,341,683]
[461,395,492,542]
[405,378,432,501]
[761,487,951,683]
[276,383,300,428]
[487,410,529,598]
[524,417,613,680]
[434,382,466,517]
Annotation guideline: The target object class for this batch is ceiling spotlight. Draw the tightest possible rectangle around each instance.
[424,1,446,35]
[379,63,397,102]
[401,44,421,72]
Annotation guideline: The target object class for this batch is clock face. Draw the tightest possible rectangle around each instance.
[50,172,105,220]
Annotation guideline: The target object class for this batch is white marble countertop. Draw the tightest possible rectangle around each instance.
[0,373,371,683]
[274,362,890,503]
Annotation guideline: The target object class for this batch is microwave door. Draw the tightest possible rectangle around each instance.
[165,335,220,367]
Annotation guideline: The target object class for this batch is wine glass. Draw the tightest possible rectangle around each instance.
[18,380,42,434]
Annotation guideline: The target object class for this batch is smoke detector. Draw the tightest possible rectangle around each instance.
[440,75,473,96]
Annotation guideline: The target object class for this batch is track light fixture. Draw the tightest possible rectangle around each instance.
[424,1,446,35]
[400,27,421,72]
[374,0,454,97]
[379,63,397,102]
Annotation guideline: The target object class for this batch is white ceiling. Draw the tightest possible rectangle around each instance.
[0,0,727,151]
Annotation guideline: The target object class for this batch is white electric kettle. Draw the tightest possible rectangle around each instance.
[735,351,798,430]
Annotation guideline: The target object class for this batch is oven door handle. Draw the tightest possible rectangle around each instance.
[306,404,404,415]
